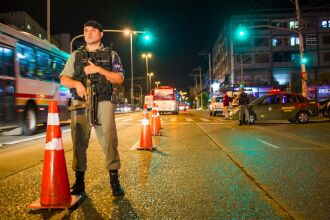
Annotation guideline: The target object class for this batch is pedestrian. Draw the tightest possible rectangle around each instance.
[238,88,250,125]
[223,92,230,119]
[60,21,125,197]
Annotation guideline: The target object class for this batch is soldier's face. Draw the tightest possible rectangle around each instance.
[84,26,103,44]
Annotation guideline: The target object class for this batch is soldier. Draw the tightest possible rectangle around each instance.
[60,21,125,196]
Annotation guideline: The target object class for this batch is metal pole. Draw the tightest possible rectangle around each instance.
[240,54,243,82]
[136,85,142,105]
[149,75,152,94]
[194,74,198,109]
[199,67,203,109]
[295,0,308,97]
[230,23,235,86]
[208,53,212,96]
[146,57,149,94]
[47,0,50,42]
[130,33,134,104]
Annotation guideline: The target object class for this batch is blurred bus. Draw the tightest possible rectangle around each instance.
[153,86,179,114]
[0,23,70,135]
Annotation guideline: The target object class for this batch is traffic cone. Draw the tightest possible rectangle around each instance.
[156,104,162,129]
[151,104,160,136]
[29,101,81,209]
[136,104,155,150]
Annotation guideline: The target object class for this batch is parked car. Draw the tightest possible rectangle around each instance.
[230,92,319,123]
[318,99,330,117]
[209,96,223,116]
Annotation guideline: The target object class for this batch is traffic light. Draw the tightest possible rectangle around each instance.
[236,25,248,40]
[301,57,308,64]
[143,32,152,44]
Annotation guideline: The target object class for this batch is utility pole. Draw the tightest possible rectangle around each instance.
[295,0,308,97]
[199,67,203,109]
[193,67,203,109]
[189,73,199,109]
[198,52,212,99]
[47,0,50,42]
[208,53,212,96]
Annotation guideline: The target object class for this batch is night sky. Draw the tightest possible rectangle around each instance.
[2,0,325,93]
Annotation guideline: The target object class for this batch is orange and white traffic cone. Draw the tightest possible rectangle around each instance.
[156,104,162,129]
[136,104,155,150]
[151,104,160,136]
[29,101,81,209]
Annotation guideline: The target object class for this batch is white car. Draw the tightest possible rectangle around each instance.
[209,96,223,116]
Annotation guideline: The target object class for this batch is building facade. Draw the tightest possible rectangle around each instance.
[0,11,70,53]
[212,11,330,100]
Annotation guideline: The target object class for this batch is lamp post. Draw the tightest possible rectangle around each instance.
[70,28,147,104]
[142,53,152,94]
[136,84,142,106]
[147,72,154,94]
[155,81,160,88]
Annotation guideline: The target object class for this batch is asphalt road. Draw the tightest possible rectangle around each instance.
[0,110,329,219]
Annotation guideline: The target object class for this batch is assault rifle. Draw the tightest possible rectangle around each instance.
[67,59,100,127]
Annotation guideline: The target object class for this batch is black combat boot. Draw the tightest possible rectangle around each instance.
[109,170,125,196]
[71,171,85,195]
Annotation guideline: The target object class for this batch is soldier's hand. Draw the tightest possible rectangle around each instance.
[84,60,100,75]
[75,81,87,99]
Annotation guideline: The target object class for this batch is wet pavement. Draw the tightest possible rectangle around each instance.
[0,110,329,219]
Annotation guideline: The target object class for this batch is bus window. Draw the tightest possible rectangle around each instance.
[52,57,66,83]
[36,50,52,81]
[16,43,36,79]
[0,46,14,77]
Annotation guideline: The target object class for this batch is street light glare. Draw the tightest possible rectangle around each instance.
[124,29,130,35]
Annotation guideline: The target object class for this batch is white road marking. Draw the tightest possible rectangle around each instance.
[122,118,133,122]
[200,118,210,122]
[186,118,194,122]
[170,118,177,122]
[4,129,71,145]
[258,139,280,149]
[130,140,140,150]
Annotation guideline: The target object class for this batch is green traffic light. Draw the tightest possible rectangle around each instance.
[145,35,150,41]
[236,25,248,40]
[301,57,307,64]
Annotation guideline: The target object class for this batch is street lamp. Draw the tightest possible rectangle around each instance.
[70,28,148,104]
[142,53,152,93]
[136,84,143,106]
[155,81,160,88]
[147,72,154,94]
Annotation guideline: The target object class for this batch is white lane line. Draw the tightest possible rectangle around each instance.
[258,139,280,149]
[4,129,71,145]
[117,123,137,125]
[170,118,177,122]
[122,118,133,122]
[200,118,210,122]
[186,118,194,122]
[130,140,140,150]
